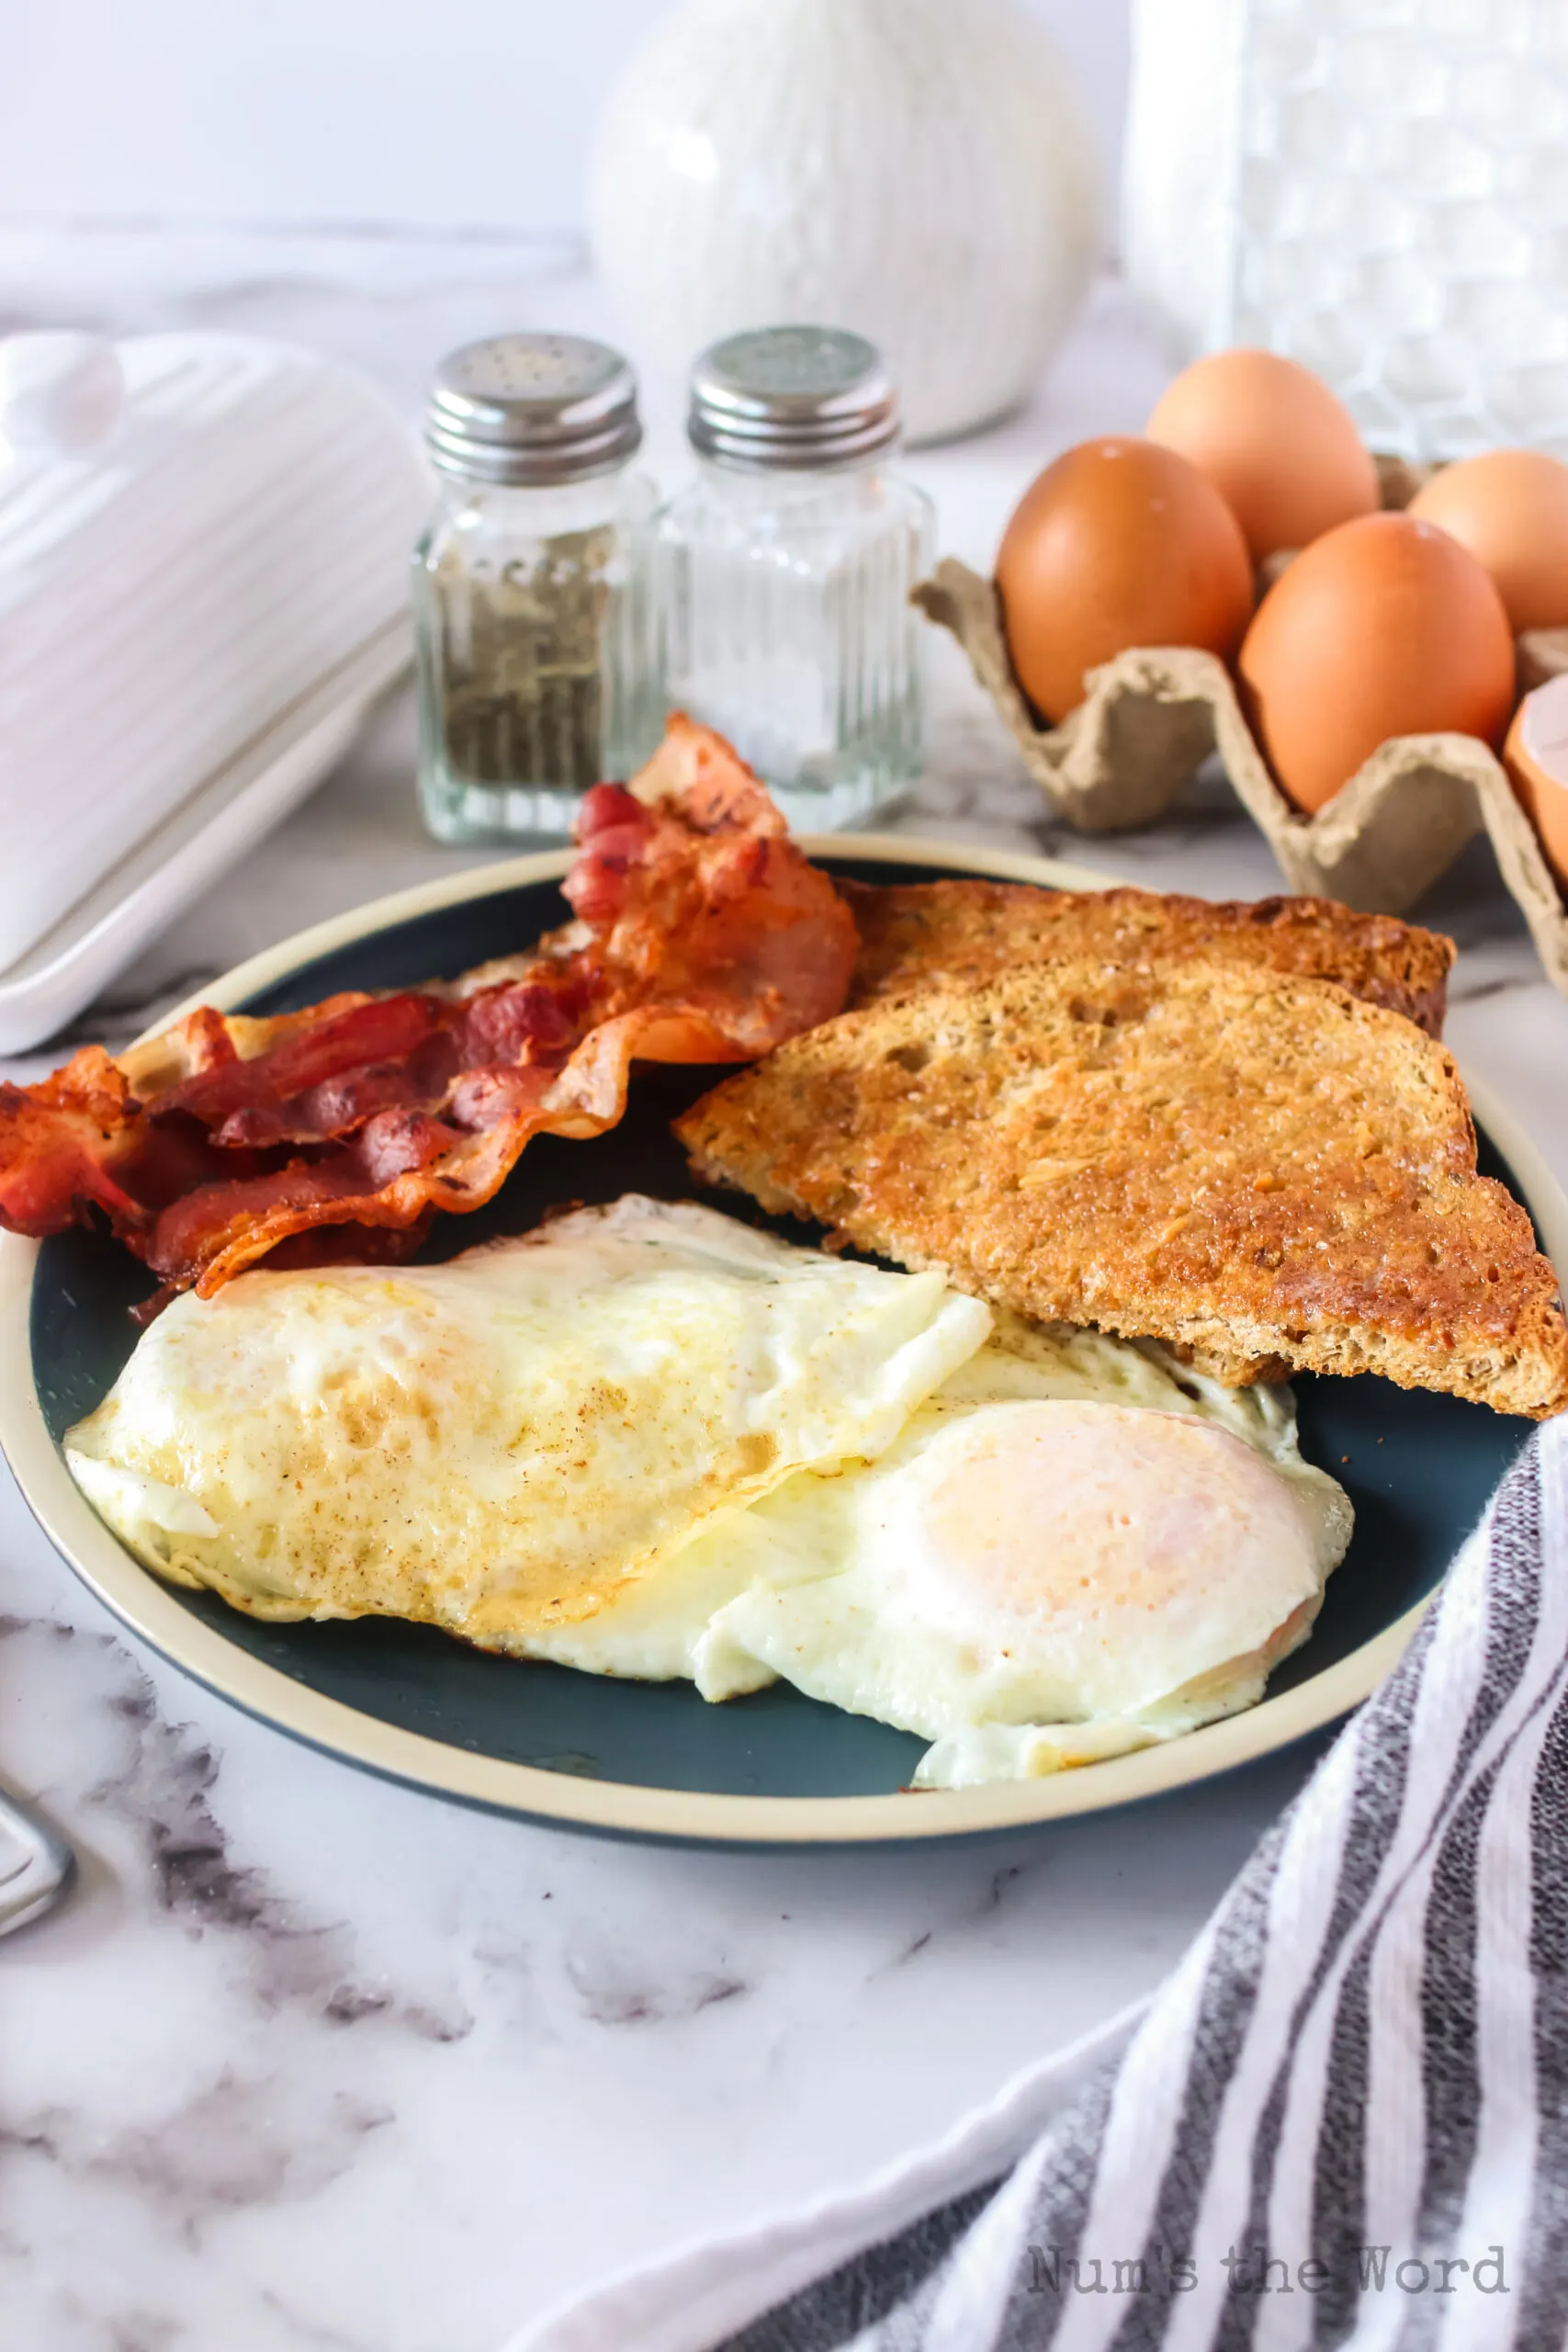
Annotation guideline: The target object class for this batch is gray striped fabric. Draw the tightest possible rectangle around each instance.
[721,1420,1567,2352]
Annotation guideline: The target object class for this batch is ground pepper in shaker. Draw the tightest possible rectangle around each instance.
[412,334,660,842]
[651,326,935,829]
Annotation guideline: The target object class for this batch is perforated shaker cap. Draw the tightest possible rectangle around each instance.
[688,326,901,471]
[425,334,643,486]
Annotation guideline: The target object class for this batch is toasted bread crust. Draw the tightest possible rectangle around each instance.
[678,959,1568,1419]
[841,879,1455,1037]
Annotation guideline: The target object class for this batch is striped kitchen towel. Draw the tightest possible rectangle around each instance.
[511,1414,1567,2352]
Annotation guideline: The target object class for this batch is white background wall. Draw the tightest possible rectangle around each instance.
[0,0,1129,240]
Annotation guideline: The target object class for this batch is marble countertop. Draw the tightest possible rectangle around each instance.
[5,245,1568,2352]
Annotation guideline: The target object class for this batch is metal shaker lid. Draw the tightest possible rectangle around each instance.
[687,326,901,471]
[425,334,642,486]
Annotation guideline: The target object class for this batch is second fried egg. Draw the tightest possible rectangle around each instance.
[665,1317,1353,1786]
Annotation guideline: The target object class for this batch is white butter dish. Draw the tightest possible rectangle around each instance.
[0,613,409,1057]
[0,329,430,989]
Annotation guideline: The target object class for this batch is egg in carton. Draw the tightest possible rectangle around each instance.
[915,455,1568,1003]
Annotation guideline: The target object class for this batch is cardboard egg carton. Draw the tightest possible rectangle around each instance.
[914,503,1568,1000]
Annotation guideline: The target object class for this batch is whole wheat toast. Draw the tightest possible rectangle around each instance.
[677,958,1568,1419]
[841,879,1455,1036]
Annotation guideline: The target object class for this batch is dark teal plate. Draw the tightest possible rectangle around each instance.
[5,842,1558,1843]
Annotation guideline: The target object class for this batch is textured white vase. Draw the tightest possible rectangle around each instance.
[587,0,1101,445]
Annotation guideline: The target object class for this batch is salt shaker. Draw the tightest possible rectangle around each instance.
[652,327,935,829]
[412,334,660,842]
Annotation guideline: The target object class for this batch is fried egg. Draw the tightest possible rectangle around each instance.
[674,1317,1353,1785]
[65,1201,1352,1788]
[64,1197,989,1650]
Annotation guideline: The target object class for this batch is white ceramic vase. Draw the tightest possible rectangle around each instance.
[587,0,1101,445]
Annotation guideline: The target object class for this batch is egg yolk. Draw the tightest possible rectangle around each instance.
[896,1401,1316,1630]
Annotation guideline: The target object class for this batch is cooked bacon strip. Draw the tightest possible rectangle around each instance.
[0,717,856,1295]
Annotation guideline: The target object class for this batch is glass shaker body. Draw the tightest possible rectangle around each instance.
[653,454,933,831]
[413,467,660,843]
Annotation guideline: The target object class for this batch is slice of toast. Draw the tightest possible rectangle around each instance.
[677,958,1568,1419]
[841,878,1455,1036]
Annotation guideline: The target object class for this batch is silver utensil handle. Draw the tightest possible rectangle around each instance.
[0,1786,73,1936]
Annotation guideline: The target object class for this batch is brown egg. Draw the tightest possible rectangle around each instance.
[1504,673,1568,892]
[1407,450,1568,633]
[996,435,1254,725]
[1238,512,1516,813]
[1146,348,1379,561]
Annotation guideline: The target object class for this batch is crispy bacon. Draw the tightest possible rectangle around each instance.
[0,717,856,1295]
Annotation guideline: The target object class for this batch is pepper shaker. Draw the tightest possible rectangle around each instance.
[412,334,660,842]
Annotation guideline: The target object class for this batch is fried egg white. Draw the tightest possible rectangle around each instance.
[66,1203,1352,1787]
[65,1197,990,1650]
[671,1317,1353,1786]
